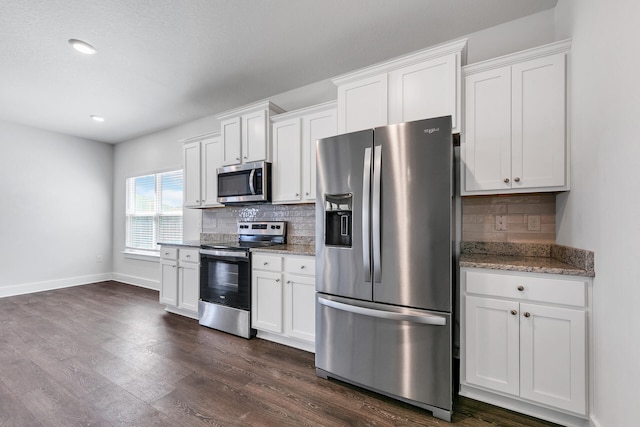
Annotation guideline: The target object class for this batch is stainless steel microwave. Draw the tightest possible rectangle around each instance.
[217,161,272,205]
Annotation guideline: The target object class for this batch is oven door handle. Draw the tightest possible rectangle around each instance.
[200,249,248,259]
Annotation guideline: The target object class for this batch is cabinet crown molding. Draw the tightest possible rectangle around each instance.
[216,100,286,121]
[463,39,572,76]
[271,100,337,123]
[332,38,468,86]
[179,130,220,144]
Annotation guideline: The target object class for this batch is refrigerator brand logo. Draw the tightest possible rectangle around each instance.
[424,127,440,134]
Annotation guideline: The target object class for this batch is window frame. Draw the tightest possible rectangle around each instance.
[124,169,184,257]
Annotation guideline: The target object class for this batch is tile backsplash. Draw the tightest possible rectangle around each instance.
[462,194,556,243]
[202,203,315,239]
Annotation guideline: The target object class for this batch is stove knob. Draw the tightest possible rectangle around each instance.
[271,225,276,229]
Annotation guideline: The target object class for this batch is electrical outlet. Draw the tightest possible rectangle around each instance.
[528,215,541,231]
[495,215,507,231]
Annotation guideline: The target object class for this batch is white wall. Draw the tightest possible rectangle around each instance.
[554,1,640,426]
[0,120,113,296]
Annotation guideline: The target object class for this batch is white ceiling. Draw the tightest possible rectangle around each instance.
[0,0,557,144]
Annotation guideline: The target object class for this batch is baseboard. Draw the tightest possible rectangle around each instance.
[111,273,159,291]
[0,273,113,298]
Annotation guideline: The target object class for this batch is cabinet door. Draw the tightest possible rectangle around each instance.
[251,270,283,333]
[160,259,178,306]
[201,135,223,207]
[302,108,337,201]
[178,261,200,313]
[463,67,512,192]
[284,274,315,343]
[389,54,458,129]
[242,110,268,163]
[520,303,586,414]
[272,118,302,203]
[337,74,388,133]
[465,295,519,396]
[183,141,202,207]
[221,117,242,166]
[511,53,566,190]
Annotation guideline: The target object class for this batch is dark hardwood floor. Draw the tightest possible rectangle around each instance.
[0,281,559,426]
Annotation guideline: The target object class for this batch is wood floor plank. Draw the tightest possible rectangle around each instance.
[0,281,561,427]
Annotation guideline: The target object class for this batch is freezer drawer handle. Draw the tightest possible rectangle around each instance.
[318,296,446,326]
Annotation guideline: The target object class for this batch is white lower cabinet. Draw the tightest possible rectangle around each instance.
[159,246,200,319]
[252,253,315,352]
[460,268,589,426]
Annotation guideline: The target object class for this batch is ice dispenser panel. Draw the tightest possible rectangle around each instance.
[325,194,352,247]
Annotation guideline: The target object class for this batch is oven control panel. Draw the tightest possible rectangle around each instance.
[237,221,286,236]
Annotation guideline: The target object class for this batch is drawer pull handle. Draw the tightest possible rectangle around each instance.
[517,285,524,291]
[511,309,517,315]
[524,312,531,318]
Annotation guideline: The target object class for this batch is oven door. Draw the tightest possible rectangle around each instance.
[199,249,250,310]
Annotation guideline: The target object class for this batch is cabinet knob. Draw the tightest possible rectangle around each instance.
[517,285,524,291]
[295,193,299,197]
[504,178,510,183]
[243,156,248,159]
[305,192,310,196]
[514,177,521,182]
[287,280,292,284]
[186,254,191,258]
[263,262,268,266]
[300,265,305,269]
[196,200,200,203]
[524,312,531,318]
[236,157,240,161]
[276,279,280,283]
[511,309,517,316]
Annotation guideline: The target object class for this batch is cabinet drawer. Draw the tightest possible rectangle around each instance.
[285,256,315,276]
[253,254,283,272]
[465,270,586,307]
[160,247,178,260]
[179,248,200,263]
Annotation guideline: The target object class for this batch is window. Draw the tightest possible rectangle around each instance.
[126,170,183,252]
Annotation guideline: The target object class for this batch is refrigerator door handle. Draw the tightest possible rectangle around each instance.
[318,296,447,326]
[372,145,382,283]
[362,147,372,282]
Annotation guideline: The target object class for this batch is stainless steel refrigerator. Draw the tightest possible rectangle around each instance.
[315,116,454,421]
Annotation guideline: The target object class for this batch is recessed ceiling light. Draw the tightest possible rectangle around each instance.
[90,115,105,122]
[69,39,96,55]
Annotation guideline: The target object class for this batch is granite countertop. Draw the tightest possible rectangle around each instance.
[251,244,315,256]
[157,240,201,248]
[459,242,595,277]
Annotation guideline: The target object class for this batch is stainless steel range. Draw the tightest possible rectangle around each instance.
[198,221,286,339]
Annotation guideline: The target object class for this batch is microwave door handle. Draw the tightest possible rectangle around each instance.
[249,169,256,195]
[372,144,382,283]
[362,147,372,283]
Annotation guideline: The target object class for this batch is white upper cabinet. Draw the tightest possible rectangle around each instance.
[217,101,285,166]
[388,53,458,128]
[333,39,466,134]
[182,132,223,209]
[462,40,571,195]
[271,101,337,204]
[337,74,388,133]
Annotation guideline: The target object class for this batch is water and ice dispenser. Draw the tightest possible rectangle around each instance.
[324,194,352,247]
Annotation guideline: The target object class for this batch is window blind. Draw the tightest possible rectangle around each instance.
[126,170,183,251]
